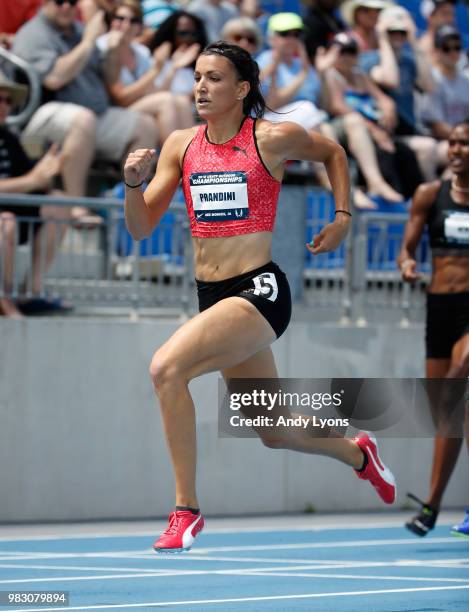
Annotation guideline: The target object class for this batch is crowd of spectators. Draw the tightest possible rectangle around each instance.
[0,0,468,315]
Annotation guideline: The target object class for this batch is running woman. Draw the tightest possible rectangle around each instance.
[398,120,469,538]
[124,42,396,553]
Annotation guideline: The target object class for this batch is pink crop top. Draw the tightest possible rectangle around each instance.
[181,117,281,238]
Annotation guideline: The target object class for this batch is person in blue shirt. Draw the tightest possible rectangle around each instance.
[256,13,328,131]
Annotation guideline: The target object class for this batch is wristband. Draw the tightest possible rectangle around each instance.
[124,180,144,189]
[335,209,352,217]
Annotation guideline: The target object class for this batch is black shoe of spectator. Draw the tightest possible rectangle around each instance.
[15,297,74,315]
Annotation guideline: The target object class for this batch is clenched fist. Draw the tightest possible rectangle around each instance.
[124,148,157,187]
[306,217,350,255]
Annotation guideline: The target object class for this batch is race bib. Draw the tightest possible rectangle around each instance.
[444,211,469,244]
[252,273,278,302]
[190,171,249,222]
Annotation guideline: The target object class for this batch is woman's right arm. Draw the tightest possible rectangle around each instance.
[124,129,190,240]
[397,181,439,281]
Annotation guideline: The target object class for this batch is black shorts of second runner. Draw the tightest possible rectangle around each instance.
[426,292,469,359]
[0,204,42,245]
[196,261,292,339]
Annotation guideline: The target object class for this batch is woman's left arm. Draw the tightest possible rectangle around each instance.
[262,122,351,253]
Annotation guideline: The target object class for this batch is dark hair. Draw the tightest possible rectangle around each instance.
[112,0,143,22]
[149,11,208,62]
[200,41,266,118]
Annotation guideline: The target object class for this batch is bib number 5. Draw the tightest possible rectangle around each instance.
[252,273,278,302]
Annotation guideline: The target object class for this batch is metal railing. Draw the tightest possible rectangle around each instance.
[351,211,430,326]
[0,190,431,322]
[303,191,430,325]
[0,193,192,316]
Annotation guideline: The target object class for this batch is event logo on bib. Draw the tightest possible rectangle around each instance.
[444,211,469,244]
[190,171,249,222]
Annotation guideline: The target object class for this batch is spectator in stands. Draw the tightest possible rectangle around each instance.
[324,32,423,202]
[97,0,194,146]
[341,0,400,92]
[421,25,469,146]
[360,5,438,181]
[148,11,207,98]
[302,0,346,61]
[12,0,157,202]
[225,0,257,19]
[187,0,239,42]
[78,0,118,22]
[0,0,42,49]
[220,16,262,56]
[418,0,456,64]
[0,72,71,318]
[256,13,345,190]
[256,13,327,132]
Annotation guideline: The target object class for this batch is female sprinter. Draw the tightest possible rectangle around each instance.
[124,42,396,553]
[398,120,469,538]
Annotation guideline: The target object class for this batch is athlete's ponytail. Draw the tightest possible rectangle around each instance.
[200,41,266,118]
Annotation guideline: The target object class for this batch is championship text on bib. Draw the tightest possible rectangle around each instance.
[444,211,469,244]
[190,171,249,222]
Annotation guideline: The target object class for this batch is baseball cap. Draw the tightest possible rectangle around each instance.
[434,24,461,48]
[267,12,304,34]
[378,5,411,31]
[330,32,359,51]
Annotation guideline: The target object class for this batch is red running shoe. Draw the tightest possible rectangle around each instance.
[153,510,204,553]
[353,432,396,504]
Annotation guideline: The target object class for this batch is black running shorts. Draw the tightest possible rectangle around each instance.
[426,292,469,359]
[196,261,292,338]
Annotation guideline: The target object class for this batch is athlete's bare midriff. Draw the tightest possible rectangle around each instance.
[429,256,469,293]
[192,231,273,280]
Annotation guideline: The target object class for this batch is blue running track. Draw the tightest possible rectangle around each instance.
[0,514,467,611]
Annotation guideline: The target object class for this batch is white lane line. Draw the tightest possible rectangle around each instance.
[193,537,467,553]
[0,521,442,542]
[0,564,179,573]
[0,551,150,562]
[1,584,469,612]
[240,570,469,583]
[0,559,468,585]
[0,557,406,568]
[0,536,463,563]
[0,571,208,585]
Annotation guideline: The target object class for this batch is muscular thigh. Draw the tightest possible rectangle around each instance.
[451,333,469,377]
[155,297,277,381]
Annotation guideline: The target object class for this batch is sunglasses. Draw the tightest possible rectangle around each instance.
[276,29,302,38]
[232,33,257,45]
[113,14,142,25]
[53,0,78,6]
[0,95,13,105]
[388,29,407,36]
[441,43,462,53]
[176,30,198,38]
[340,46,358,56]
